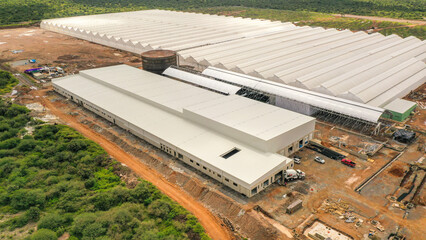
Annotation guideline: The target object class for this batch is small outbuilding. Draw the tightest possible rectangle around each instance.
[393,129,416,144]
[286,199,303,214]
[382,98,417,122]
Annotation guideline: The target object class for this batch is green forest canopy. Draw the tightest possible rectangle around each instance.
[0,0,425,25]
[0,99,209,240]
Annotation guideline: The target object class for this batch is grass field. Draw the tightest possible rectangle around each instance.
[192,7,426,40]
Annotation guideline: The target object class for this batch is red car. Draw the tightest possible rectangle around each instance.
[341,158,356,168]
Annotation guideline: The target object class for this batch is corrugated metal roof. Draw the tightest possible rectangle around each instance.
[41,9,425,108]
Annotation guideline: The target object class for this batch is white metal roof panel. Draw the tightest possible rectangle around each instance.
[383,98,417,113]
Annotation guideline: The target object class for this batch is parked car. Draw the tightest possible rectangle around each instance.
[293,156,301,164]
[314,156,325,164]
[341,158,356,168]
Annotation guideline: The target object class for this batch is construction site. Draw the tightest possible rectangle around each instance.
[1,9,425,240]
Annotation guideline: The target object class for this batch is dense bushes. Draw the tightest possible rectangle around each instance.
[0,71,19,95]
[0,0,424,26]
[0,100,208,239]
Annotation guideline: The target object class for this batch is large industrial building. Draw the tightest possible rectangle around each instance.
[41,9,425,109]
[52,65,315,197]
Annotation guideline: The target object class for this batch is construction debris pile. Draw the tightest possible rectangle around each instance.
[329,135,383,159]
[321,198,389,237]
[407,89,425,110]
[24,66,65,81]
[321,199,366,229]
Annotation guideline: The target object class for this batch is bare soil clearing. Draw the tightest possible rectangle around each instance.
[0,27,141,73]
[334,14,426,25]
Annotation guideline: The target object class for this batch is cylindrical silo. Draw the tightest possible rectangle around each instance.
[141,50,177,74]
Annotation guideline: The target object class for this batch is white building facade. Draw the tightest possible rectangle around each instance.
[53,65,315,197]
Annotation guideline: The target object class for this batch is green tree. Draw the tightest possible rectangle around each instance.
[147,199,171,219]
[82,222,107,238]
[26,207,41,222]
[10,189,45,210]
[70,213,97,238]
[17,139,37,151]
[38,213,65,231]
[30,229,57,240]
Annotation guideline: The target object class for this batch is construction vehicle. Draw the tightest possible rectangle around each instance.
[341,158,356,168]
[284,169,305,181]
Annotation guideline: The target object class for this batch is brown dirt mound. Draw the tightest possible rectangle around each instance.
[57,54,80,60]
[389,167,405,177]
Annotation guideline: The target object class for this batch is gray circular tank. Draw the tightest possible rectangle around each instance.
[141,50,177,74]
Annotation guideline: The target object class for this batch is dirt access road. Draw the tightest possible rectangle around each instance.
[334,14,426,25]
[35,89,232,240]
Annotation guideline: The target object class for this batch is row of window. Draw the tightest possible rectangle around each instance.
[159,144,239,188]
[75,98,112,119]
[189,159,228,184]
[55,89,114,120]
[160,143,174,156]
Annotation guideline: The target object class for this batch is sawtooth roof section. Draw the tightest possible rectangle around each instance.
[41,9,426,108]
[41,9,295,52]
[202,67,384,123]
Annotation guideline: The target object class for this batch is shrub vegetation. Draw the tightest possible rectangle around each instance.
[0,99,209,240]
[0,71,19,95]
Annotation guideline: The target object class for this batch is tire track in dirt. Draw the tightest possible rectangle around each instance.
[36,90,232,240]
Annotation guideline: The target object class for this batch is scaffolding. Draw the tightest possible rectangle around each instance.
[311,107,380,135]
[241,87,380,135]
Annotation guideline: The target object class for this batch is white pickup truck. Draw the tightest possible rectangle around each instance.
[283,169,305,181]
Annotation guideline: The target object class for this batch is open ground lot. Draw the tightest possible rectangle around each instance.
[2,26,426,239]
[0,27,141,74]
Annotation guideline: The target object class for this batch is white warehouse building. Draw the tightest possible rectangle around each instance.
[52,65,315,197]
